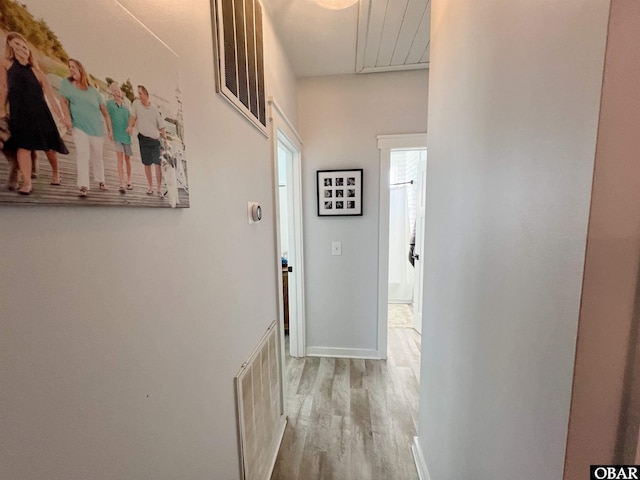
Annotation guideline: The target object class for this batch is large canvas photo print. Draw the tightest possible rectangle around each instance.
[0,0,189,207]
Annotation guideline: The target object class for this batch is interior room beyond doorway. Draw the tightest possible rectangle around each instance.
[388,149,427,336]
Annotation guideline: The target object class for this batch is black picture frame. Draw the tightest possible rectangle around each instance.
[317,169,363,216]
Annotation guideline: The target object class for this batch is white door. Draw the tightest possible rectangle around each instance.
[277,144,294,340]
[276,133,305,357]
[412,151,427,333]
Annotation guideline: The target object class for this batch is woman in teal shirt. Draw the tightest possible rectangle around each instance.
[60,58,112,197]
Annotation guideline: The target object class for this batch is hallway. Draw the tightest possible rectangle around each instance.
[271,326,420,480]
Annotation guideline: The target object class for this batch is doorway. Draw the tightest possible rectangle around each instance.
[376,133,427,359]
[388,149,427,335]
[277,138,295,351]
[273,125,305,359]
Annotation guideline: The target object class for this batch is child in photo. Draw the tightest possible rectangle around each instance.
[106,81,133,193]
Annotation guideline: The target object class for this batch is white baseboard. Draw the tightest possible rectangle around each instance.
[305,346,380,359]
[412,436,431,480]
[266,416,287,480]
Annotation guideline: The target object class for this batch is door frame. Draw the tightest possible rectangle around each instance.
[269,98,306,360]
[412,151,427,334]
[376,133,428,359]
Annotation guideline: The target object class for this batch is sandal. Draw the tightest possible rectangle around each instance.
[79,187,88,197]
[157,191,163,198]
[119,186,126,194]
[99,182,108,191]
[50,177,61,186]
[146,189,153,195]
[126,184,133,190]
[18,187,33,196]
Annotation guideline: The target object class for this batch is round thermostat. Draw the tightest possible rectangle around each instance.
[252,204,262,221]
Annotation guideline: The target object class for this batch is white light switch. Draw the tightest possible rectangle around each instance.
[332,241,342,256]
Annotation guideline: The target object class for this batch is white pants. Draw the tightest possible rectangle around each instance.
[73,128,105,188]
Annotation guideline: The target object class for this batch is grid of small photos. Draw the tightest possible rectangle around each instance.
[317,169,363,216]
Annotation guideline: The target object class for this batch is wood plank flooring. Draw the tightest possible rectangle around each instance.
[271,328,421,480]
[0,132,189,207]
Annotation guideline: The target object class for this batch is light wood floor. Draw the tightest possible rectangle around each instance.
[271,327,421,480]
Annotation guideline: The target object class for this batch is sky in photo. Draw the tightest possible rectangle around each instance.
[20,0,181,117]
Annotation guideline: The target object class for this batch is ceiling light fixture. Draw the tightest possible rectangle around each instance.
[315,0,359,10]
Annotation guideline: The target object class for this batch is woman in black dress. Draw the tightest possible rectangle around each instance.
[0,32,69,195]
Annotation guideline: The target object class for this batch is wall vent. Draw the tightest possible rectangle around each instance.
[235,321,286,480]
[213,0,267,136]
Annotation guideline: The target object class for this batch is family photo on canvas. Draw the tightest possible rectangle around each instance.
[0,0,189,208]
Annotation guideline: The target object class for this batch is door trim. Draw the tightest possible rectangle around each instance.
[376,133,427,359]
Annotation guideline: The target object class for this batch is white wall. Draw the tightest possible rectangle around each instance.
[0,1,298,479]
[298,71,428,356]
[417,1,609,479]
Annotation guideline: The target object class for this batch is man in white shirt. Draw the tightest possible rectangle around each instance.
[127,85,166,196]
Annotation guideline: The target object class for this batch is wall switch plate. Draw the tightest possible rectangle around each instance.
[332,241,342,256]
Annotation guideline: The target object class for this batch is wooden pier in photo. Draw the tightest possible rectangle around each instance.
[0,132,189,208]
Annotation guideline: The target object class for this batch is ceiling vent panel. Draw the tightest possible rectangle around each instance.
[356,0,430,74]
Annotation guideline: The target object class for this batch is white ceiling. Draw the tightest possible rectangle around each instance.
[261,0,430,77]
